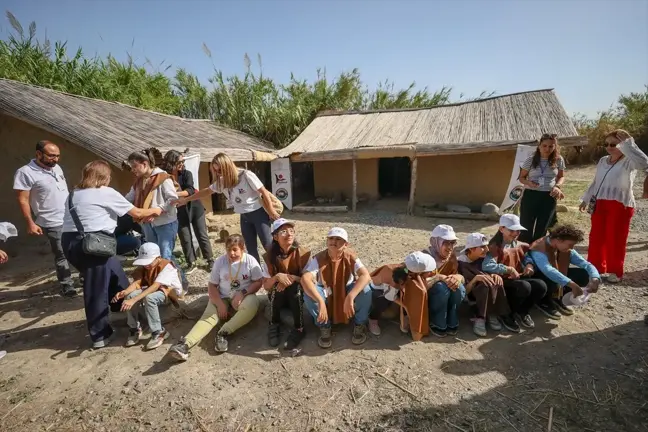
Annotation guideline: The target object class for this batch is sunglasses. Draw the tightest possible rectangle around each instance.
[605,143,617,148]
[540,133,558,141]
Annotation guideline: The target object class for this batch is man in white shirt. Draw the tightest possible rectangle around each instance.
[13,141,75,297]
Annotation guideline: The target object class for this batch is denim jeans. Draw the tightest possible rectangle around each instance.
[428,281,466,331]
[116,234,141,256]
[303,282,372,327]
[43,225,74,290]
[141,220,186,284]
[125,289,167,334]
[240,207,272,264]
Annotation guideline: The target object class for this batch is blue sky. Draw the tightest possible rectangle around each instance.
[2,0,647,117]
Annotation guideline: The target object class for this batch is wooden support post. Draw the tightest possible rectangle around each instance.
[408,157,418,215]
[352,158,358,212]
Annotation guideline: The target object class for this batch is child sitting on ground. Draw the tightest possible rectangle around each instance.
[111,242,183,350]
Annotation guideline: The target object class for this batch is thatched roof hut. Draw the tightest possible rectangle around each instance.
[279,89,586,213]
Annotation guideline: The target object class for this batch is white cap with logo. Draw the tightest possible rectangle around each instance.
[461,233,489,253]
[499,214,527,231]
[271,218,295,234]
[430,224,458,241]
[133,242,161,266]
[327,227,349,242]
[404,251,437,273]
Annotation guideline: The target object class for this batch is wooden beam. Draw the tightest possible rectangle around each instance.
[423,210,499,221]
[352,158,357,212]
[408,157,418,215]
[292,205,348,213]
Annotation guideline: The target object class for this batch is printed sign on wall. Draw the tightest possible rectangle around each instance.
[500,144,536,211]
[271,158,293,210]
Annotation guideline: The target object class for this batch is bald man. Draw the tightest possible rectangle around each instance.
[14,141,76,297]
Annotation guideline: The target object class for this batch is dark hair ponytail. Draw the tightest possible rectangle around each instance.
[127,148,157,168]
[163,150,183,173]
[489,230,504,247]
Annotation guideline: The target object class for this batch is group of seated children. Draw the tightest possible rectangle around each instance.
[107,214,602,360]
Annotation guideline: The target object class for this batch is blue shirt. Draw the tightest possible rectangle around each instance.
[481,242,532,275]
[529,249,600,287]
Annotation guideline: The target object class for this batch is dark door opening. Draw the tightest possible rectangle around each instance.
[378,157,411,198]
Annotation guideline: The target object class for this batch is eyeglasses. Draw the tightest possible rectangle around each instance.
[277,228,295,237]
[443,240,458,247]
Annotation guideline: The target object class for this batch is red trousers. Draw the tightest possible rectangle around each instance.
[587,199,634,278]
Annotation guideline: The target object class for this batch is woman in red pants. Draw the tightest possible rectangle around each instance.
[580,130,648,283]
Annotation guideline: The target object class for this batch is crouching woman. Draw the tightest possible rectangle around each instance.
[457,233,511,337]
[168,234,263,361]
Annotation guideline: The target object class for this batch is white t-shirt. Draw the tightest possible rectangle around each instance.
[372,283,399,302]
[62,187,134,233]
[304,256,365,286]
[13,160,69,228]
[152,263,183,296]
[209,169,264,214]
[209,254,263,298]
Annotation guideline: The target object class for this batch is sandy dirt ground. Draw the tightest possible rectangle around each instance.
[1,166,647,432]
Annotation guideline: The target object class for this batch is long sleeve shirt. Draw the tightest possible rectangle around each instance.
[529,249,600,287]
[481,241,532,275]
[581,138,648,208]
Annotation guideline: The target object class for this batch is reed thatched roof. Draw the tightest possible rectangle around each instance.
[278,89,586,161]
[0,79,276,167]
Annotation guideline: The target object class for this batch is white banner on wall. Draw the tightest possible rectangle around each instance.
[500,144,536,212]
[271,158,293,210]
[183,153,201,190]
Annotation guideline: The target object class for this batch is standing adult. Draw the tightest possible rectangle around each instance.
[518,134,566,243]
[163,150,213,273]
[13,140,76,297]
[579,130,648,283]
[62,161,162,348]
[173,153,279,263]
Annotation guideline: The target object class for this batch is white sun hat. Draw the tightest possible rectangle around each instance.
[461,232,489,253]
[430,224,458,241]
[327,227,349,242]
[404,251,437,273]
[499,214,527,231]
[270,218,295,234]
[133,242,161,266]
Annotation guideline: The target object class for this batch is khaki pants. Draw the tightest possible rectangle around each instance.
[185,295,260,348]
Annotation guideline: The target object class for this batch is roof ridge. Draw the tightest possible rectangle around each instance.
[316,88,556,117]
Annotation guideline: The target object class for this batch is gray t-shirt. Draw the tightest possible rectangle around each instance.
[62,186,134,233]
[520,156,565,192]
[13,160,69,228]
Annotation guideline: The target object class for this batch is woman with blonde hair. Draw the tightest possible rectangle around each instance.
[173,153,279,263]
[579,129,648,283]
[518,133,566,243]
[61,160,163,348]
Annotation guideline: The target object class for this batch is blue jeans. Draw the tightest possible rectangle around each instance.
[428,281,466,331]
[303,282,372,327]
[142,220,187,284]
[116,234,141,256]
[125,289,167,334]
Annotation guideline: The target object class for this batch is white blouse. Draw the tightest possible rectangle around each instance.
[581,138,648,208]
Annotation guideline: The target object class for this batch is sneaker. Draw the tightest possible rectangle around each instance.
[318,326,332,349]
[206,259,215,269]
[430,327,447,338]
[351,324,367,345]
[268,323,281,347]
[146,330,170,350]
[284,328,305,350]
[168,338,189,362]
[92,333,114,349]
[446,327,458,336]
[125,327,142,347]
[487,315,502,331]
[500,315,521,333]
[185,263,198,275]
[400,315,410,333]
[473,318,487,337]
[606,274,621,283]
[214,332,229,353]
[515,313,535,329]
[368,319,381,336]
[552,298,574,316]
[61,285,78,298]
[535,302,562,320]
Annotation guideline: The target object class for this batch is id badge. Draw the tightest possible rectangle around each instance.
[537,177,545,187]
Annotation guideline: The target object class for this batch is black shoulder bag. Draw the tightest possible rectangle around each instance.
[586,157,621,215]
[68,190,117,257]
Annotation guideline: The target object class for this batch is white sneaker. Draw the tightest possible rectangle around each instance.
[487,315,502,331]
[368,319,381,336]
[606,274,621,284]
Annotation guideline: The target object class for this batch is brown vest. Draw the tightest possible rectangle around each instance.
[530,237,570,276]
[132,258,182,305]
[133,172,173,211]
[315,249,357,325]
[401,277,429,339]
[262,246,311,278]
[370,264,400,287]
[491,242,529,275]
[422,248,459,276]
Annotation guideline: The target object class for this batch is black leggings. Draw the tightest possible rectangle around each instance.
[536,267,590,302]
[503,277,548,315]
[519,189,557,243]
[269,282,304,330]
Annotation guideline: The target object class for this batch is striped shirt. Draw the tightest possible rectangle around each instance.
[520,156,565,192]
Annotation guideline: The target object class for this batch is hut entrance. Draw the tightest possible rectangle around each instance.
[378,157,411,198]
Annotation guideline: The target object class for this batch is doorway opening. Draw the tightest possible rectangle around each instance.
[378,157,411,198]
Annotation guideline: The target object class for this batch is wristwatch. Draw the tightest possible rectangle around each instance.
[241,288,248,296]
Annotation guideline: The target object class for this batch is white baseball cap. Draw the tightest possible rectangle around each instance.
[327,227,349,242]
[271,218,295,234]
[133,242,161,266]
[430,224,458,241]
[499,214,527,231]
[404,251,437,273]
[461,233,489,253]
